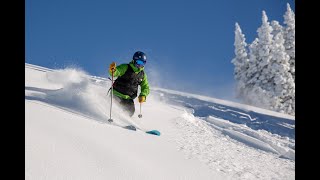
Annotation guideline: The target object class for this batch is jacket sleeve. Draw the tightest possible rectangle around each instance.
[109,64,128,77]
[139,73,150,97]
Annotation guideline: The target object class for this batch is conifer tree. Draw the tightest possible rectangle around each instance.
[283,3,295,81]
[231,23,249,99]
[245,11,274,107]
[231,6,295,116]
[270,20,295,115]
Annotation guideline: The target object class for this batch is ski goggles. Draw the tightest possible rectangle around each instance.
[135,59,146,67]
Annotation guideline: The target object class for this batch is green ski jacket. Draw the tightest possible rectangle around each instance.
[109,61,150,100]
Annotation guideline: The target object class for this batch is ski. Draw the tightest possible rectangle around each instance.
[145,130,161,136]
[123,124,160,136]
[105,119,160,136]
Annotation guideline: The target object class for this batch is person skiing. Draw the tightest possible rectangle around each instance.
[108,51,150,117]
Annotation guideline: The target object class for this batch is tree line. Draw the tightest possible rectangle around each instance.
[231,3,295,115]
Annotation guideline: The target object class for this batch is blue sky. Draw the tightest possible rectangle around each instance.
[25,0,295,101]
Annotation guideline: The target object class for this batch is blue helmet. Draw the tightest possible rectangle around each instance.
[133,51,147,68]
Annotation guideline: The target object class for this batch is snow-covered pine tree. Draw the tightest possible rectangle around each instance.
[270,20,295,115]
[244,11,274,108]
[256,11,274,88]
[231,23,249,99]
[283,3,295,81]
[232,8,295,116]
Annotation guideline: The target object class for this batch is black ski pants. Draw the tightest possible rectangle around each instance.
[113,95,135,117]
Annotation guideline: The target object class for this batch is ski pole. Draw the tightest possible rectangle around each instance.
[138,102,142,118]
[108,71,114,122]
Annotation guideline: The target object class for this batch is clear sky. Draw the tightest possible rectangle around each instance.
[25,0,295,101]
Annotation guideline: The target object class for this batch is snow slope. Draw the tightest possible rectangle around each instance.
[25,63,295,180]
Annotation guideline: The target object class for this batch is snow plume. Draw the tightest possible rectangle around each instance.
[146,63,163,89]
[26,65,150,128]
[46,68,90,91]
[28,68,111,122]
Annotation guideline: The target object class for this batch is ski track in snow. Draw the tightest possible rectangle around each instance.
[167,112,294,180]
[25,64,295,180]
[152,89,295,159]
[151,89,295,179]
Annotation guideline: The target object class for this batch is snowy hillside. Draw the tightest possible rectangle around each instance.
[25,63,295,180]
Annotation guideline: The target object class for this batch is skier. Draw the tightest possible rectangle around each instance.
[108,51,150,117]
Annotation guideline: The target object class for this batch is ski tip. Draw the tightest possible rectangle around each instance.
[146,130,161,136]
